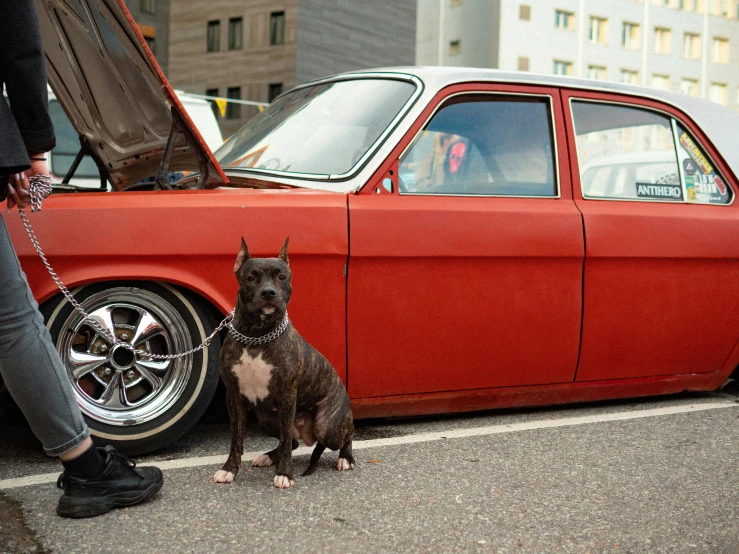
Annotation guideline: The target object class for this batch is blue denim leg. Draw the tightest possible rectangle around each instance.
[0,214,89,456]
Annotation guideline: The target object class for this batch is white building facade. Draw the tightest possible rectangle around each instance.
[417,0,739,111]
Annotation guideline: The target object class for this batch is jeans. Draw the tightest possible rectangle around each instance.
[0,214,89,456]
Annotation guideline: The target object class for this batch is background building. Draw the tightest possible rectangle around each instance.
[417,0,739,112]
[123,0,171,75]
[166,0,416,137]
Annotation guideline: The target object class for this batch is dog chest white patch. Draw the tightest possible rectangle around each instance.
[231,350,273,403]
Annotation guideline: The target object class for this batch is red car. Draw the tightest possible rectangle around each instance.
[5,0,738,454]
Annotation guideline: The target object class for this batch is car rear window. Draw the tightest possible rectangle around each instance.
[571,100,732,205]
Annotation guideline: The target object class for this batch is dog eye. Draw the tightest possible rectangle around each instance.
[246,275,255,282]
[278,274,286,281]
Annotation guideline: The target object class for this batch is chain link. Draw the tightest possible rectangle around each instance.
[228,312,289,345]
[18,175,235,360]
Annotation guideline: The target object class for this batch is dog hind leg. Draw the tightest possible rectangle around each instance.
[337,440,355,472]
[253,439,299,468]
[302,442,327,476]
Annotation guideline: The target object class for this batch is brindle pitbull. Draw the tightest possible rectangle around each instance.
[213,238,355,488]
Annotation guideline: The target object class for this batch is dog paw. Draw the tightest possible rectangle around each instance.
[252,454,274,468]
[336,458,355,471]
[213,470,235,484]
[273,475,294,489]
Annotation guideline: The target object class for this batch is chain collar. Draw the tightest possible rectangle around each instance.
[228,312,289,346]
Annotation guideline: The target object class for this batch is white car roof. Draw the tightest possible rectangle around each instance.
[346,67,739,183]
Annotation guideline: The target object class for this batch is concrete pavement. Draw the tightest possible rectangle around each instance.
[1,392,737,553]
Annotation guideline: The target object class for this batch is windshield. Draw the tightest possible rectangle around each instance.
[215,78,416,178]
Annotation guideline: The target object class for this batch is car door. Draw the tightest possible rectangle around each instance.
[347,84,584,399]
[563,90,739,381]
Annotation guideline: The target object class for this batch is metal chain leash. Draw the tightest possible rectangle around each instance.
[17,175,241,360]
[228,312,289,345]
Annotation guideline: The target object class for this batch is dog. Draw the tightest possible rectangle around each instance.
[213,237,355,488]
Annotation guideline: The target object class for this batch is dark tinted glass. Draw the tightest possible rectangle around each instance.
[270,12,285,45]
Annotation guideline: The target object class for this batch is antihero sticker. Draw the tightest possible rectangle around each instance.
[636,183,683,200]
[679,133,713,174]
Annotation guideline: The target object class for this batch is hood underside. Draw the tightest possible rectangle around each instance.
[36,0,227,189]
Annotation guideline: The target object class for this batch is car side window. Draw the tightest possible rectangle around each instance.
[571,100,732,205]
[398,95,557,197]
[674,123,732,205]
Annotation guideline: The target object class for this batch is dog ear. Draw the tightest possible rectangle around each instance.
[234,237,250,274]
[279,236,290,266]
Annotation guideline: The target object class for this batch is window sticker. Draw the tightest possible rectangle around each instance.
[678,133,713,175]
[675,124,731,205]
[636,183,682,199]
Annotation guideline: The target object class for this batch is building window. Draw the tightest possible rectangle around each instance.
[228,17,243,50]
[553,60,573,75]
[226,87,241,119]
[268,83,283,102]
[711,0,732,16]
[711,37,729,63]
[140,0,156,14]
[207,20,220,53]
[682,0,703,11]
[710,82,728,105]
[621,68,639,84]
[651,74,671,90]
[654,27,672,54]
[587,65,607,80]
[589,17,608,45]
[206,88,219,117]
[270,11,285,45]
[518,56,530,71]
[622,22,641,50]
[683,32,701,59]
[449,40,461,55]
[680,78,699,96]
[555,10,575,30]
[520,5,531,20]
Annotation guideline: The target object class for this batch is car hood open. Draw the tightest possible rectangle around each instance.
[35,0,227,190]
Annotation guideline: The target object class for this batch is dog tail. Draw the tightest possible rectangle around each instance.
[302,442,327,476]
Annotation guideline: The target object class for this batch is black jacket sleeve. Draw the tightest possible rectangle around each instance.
[0,0,56,175]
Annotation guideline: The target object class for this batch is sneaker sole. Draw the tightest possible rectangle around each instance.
[57,473,164,519]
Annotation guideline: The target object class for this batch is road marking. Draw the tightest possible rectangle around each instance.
[1,400,736,490]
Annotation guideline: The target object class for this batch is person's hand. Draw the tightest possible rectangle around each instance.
[6,155,50,211]
[6,172,31,211]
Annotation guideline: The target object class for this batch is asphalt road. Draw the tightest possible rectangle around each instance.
[1,392,737,554]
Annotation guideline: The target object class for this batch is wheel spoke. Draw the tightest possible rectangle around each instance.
[69,350,108,380]
[136,358,171,372]
[135,366,163,394]
[84,306,116,341]
[131,311,166,346]
[99,374,128,408]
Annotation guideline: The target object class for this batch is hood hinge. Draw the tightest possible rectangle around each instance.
[62,135,110,190]
[155,108,210,190]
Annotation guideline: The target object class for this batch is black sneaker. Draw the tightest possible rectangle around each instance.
[56,446,163,518]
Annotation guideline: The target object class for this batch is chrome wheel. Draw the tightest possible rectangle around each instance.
[58,288,193,426]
